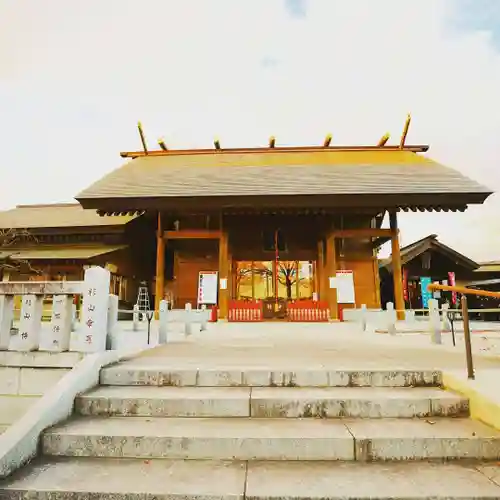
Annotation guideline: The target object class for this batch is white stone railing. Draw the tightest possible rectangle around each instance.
[347,299,455,343]
[0,266,115,354]
[121,301,210,343]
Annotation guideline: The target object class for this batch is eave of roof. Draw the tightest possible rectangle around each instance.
[0,244,127,260]
[0,203,135,229]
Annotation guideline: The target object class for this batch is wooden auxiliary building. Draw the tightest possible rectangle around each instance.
[69,122,492,321]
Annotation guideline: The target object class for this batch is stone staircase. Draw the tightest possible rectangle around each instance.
[2,364,500,498]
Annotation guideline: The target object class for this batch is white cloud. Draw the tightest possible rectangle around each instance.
[0,0,499,260]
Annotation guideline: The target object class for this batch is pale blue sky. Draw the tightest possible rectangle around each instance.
[0,0,499,260]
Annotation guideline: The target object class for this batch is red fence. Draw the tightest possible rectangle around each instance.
[287,300,330,322]
[228,300,263,322]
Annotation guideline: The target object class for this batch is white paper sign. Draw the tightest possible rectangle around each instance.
[329,277,337,289]
[197,271,218,305]
[336,270,356,304]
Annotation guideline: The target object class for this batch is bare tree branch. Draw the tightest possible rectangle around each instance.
[0,228,41,275]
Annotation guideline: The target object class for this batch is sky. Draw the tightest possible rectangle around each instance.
[0,0,499,261]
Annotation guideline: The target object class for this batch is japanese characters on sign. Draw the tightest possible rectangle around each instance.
[44,294,72,352]
[197,271,218,306]
[17,294,43,352]
[79,266,111,353]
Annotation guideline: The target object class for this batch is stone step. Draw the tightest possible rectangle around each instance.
[2,458,500,499]
[100,364,442,388]
[42,416,500,461]
[75,385,469,418]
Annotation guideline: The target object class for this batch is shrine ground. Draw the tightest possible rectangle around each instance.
[109,320,500,371]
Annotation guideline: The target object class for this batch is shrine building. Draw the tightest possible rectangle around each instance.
[70,124,492,321]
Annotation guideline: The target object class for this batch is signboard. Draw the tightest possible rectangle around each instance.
[448,272,457,305]
[335,270,356,304]
[420,277,432,309]
[197,271,218,306]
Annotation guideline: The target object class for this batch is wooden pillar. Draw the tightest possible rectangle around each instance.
[325,232,338,320]
[218,231,229,319]
[317,240,324,299]
[389,211,405,320]
[154,212,165,319]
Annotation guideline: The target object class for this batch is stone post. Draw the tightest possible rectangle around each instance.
[17,294,43,351]
[42,295,72,352]
[0,295,14,350]
[360,304,367,333]
[428,298,442,344]
[71,303,77,331]
[79,266,111,353]
[185,302,193,336]
[158,299,168,344]
[107,294,118,334]
[386,302,396,335]
[441,303,451,332]
[406,310,416,324]
[133,304,140,332]
[200,304,208,332]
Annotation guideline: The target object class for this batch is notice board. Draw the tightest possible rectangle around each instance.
[197,271,219,306]
[335,270,356,304]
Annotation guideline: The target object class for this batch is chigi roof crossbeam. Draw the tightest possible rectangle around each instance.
[123,114,427,158]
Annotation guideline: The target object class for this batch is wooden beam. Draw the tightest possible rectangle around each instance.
[389,211,405,320]
[331,228,394,238]
[377,133,390,146]
[428,283,500,299]
[154,212,165,318]
[325,232,338,320]
[137,121,148,154]
[218,230,229,319]
[120,144,430,158]
[399,114,411,149]
[164,230,222,240]
[371,236,392,249]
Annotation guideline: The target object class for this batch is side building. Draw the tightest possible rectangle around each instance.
[0,203,139,306]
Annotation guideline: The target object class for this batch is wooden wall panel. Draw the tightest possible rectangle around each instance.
[339,257,379,309]
[174,255,218,309]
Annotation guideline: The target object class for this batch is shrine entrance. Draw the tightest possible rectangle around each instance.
[233,260,319,320]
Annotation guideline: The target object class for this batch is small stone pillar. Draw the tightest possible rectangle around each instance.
[133,304,140,332]
[360,304,367,332]
[441,303,451,332]
[428,298,442,345]
[79,266,111,353]
[184,303,193,336]
[0,295,14,350]
[71,303,77,331]
[158,299,169,344]
[107,294,119,349]
[17,294,43,351]
[42,295,72,352]
[200,304,208,332]
[386,302,396,335]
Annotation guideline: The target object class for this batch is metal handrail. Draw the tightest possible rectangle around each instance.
[426,283,500,380]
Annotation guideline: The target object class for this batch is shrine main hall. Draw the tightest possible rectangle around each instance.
[0,124,492,321]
